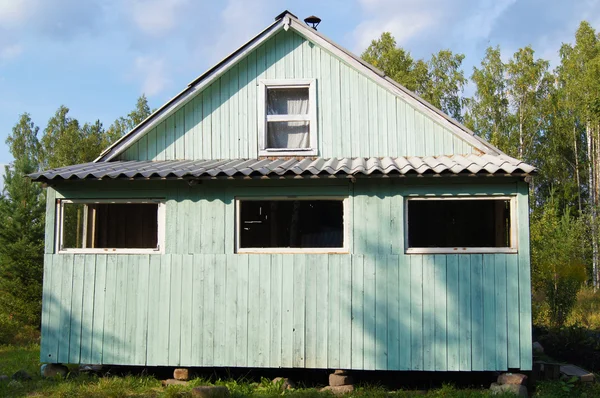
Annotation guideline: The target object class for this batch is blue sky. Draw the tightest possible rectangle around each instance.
[0,0,598,165]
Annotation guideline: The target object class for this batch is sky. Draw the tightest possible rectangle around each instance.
[0,0,598,165]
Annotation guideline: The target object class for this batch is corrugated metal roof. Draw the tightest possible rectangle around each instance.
[29,155,536,182]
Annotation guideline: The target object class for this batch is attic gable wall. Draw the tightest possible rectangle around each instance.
[118,30,476,161]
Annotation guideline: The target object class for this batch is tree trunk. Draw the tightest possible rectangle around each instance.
[574,124,582,213]
[519,106,524,159]
[586,121,598,289]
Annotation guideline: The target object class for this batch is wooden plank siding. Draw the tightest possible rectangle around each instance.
[41,179,532,371]
[41,251,531,370]
[118,30,475,161]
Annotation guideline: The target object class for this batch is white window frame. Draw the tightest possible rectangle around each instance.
[56,199,166,254]
[404,195,518,254]
[235,196,349,254]
[258,78,318,156]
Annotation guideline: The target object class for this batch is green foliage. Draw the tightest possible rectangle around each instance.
[105,94,152,145]
[361,33,467,120]
[0,114,45,331]
[464,46,510,150]
[0,95,152,341]
[533,379,600,397]
[568,286,600,328]
[531,198,588,327]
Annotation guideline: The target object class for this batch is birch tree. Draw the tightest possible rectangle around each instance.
[506,46,552,162]
[465,46,511,150]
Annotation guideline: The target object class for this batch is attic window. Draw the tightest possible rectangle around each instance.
[259,79,317,156]
[236,197,347,253]
[405,197,517,254]
[57,200,165,254]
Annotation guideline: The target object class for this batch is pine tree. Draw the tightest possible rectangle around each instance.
[0,114,45,327]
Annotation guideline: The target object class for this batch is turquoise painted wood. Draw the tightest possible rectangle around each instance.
[118,30,476,161]
[40,179,532,371]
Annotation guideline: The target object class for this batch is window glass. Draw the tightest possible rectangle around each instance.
[267,121,310,148]
[407,199,511,248]
[267,88,309,115]
[239,200,344,249]
[62,202,159,249]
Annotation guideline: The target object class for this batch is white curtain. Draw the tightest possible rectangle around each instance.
[267,88,310,149]
[268,122,310,148]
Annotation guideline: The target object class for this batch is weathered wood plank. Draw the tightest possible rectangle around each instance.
[446,255,460,371]
[91,255,106,365]
[191,255,205,366]
[410,255,423,370]
[422,255,436,371]
[363,255,376,370]
[387,255,400,370]
[339,255,352,369]
[327,255,340,369]
[506,254,520,368]
[180,255,194,366]
[235,255,248,366]
[398,256,411,370]
[292,255,306,368]
[247,255,261,367]
[258,255,271,367]
[458,254,471,371]
[495,254,508,371]
[102,255,117,365]
[146,255,161,366]
[518,183,533,370]
[305,254,318,369]
[483,254,496,370]
[375,255,388,370]
[44,188,56,254]
[471,254,484,371]
[434,255,448,371]
[316,253,328,369]
[225,254,238,366]
[213,254,227,366]
[80,255,96,364]
[58,254,74,364]
[351,255,364,369]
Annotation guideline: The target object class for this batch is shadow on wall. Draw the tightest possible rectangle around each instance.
[41,258,129,366]
[344,233,519,372]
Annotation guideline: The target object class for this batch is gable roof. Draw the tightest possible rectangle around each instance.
[95,11,503,163]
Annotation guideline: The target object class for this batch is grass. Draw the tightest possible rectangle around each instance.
[1,344,599,398]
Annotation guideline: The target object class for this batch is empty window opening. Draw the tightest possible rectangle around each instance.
[61,202,159,250]
[239,200,344,249]
[407,198,512,249]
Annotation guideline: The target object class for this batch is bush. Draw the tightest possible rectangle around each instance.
[567,286,600,329]
[0,313,39,346]
[538,325,600,372]
[530,200,587,328]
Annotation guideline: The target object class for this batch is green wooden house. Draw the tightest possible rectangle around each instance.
[31,11,535,372]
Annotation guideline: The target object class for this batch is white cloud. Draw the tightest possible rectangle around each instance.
[0,0,35,27]
[0,0,103,62]
[204,0,273,62]
[134,56,170,97]
[352,0,515,54]
[0,44,23,61]
[127,0,191,37]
